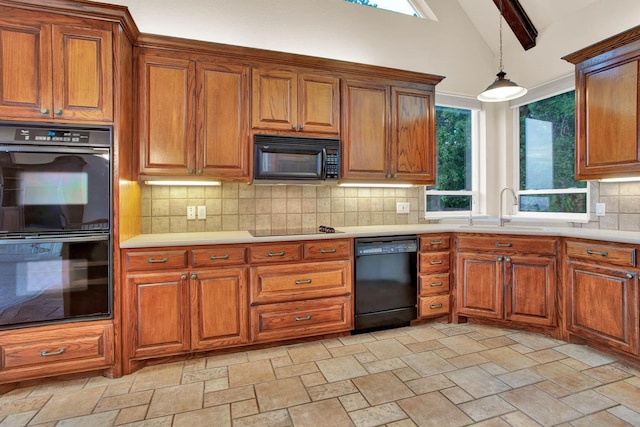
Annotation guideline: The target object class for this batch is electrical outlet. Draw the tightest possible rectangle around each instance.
[187,206,196,220]
[396,202,410,214]
[197,205,206,219]
[595,202,606,217]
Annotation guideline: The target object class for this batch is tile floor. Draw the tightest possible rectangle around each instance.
[3,321,640,426]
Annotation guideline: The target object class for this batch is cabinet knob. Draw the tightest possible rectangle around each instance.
[291,124,297,130]
[54,109,63,115]
[188,168,195,175]
[181,274,187,280]
[497,256,504,262]
[191,273,198,279]
[386,173,391,179]
[505,257,511,263]
[40,108,49,115]
[298,125,304,131]
[627,273,635,279]
[197,169,203,175]
[392,173,398,179]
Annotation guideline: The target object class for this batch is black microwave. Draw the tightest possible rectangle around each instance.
[253,134,340,184]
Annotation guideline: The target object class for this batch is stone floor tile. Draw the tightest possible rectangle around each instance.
[204,377,229,393]
[473,417,512,427]
[532,361,602,392]
[233,409,292,427]
[181,366,226,384]
[535,380,572,398]
[205,351,248,368]
[401,351,456,377]
[387,419,418,427]
[203,385,255,407]
[353,352,378,364]
[270,355,293,369]
[339,392,370,411]
[29,378,89,397]
[255,377,310,411]
[439,335,490,355]
[434,347,460,358]
[560,357,592,371]
[608,405,640,426]
[597,380,640,413]
[509,343,535,354]
[440,386,474,404]
[123,415,173,426]
[445,366,511,399]
[228,359,275,387]
[114,404,148,425]
[397,391,473,426]
[0,410,37,427]
[500,385,582,426]
[182,357,207,372]
[348,402,407,427]
[288,398,354,427]
[173,405,231,427]
[231,399,259,419]
[554,344,616,367]
[500,410,543,427]
[525,348,567,364]
[480,347,538,372]
[404,339,445,354]
[94,389,153,412]
[507,332,564,351]
[480,362,510,376]
[306,380,358,401]
[584,365,633,384]
[395,334,418,346]
[352,372,414,406]
[440,325,476,336]
[561,389,617,414]
[405,374,455,395]
[287,342,332,364]
[364,339,412,360]
[448,352,490,369]
[403,325,447,342]
[363,357,406,374]
[102,381,134,398]
[316,355,368,382]
[468,324,515,337]
[130,362,184,392]
[459,395,515,422]
[393,367,420,382]
[498,369,545,388]
[247,346,288,361]
[300,372,326,388]
[0,395,49,417]
[56,410,118,427]
[479,336,518,349]
[28,386,106,425]
[274,361,318,379]
[146,382,203,418]
[337,333,376,346]
[328,343,368,358]
[569,410,633,426]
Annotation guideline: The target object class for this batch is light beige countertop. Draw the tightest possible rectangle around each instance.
[120,224,640,248]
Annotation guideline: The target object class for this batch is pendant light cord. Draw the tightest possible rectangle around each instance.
[498,0,504,73]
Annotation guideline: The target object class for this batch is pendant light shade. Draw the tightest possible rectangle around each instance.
[477,0,527,103]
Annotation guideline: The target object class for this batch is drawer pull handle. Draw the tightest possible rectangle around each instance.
[295,279,313,285]
[430,240,443,245]
[210,254,230,260]
[429,260,444,265]
[495,243,513,248]
[295,314,312,321]
[147,257,169,264]
[267,251,286,257]
[429,304,443,309]
[430,281,443,287]
[586,249,608,257]
[627,273,635,279]
[320,248,337,254]
[41,348,66,357]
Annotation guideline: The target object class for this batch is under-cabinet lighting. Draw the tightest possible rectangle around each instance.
[339,183,414,188]
[144,180,221,186]
[599,177,640,183]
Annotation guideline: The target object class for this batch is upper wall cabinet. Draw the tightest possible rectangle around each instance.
[563,25,640,180]
[137,50,250,181]
[341,79,436,185]
[0,14,113,122]
[251,67,339,135]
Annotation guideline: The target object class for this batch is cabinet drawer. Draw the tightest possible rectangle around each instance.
[191,246,247,267]
[420,235,451,251]
[457,235,557,255]
[250,296,352,342]
[250,243,302,263]
[251,260,352,304]
[566,240,636,267]
[418,295,450,318]
[304,239,352,260]
[125,250,188,271]
[0,324,113,371]
[419,273,450,296]
[419,252,450,273]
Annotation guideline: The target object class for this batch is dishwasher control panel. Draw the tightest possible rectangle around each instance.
[356,240,417,256]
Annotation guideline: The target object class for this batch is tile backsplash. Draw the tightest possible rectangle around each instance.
[141,184,423,234]
[579,181,640,232]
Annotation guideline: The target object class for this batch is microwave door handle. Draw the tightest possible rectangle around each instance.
[321,148,327,179]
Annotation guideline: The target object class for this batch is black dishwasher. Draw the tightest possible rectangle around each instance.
[354,235,418,332]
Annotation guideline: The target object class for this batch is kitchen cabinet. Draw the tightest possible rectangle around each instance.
[137,51,250,181]
[417,234,451,319]
[562,25,640,180]
[565,239,639,355]
[341,79,436,185]
[251,67,339,134]
[456,235,557,328]
[0,13,113,122]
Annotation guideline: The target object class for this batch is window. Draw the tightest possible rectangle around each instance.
[425,105,478,218]
[515,90,588,220]
[343,0,435,19]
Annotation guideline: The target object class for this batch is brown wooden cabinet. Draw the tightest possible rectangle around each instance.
[0,13,113,122]
[137,51,250,181]
[341,80,436,185]
[251,67,339,134]
[565,239,639,355]
[418,234,451,319]
[456,235,557,328]
[563,25,640,180]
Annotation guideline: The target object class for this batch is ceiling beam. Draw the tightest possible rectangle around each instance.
[492,0,538,51]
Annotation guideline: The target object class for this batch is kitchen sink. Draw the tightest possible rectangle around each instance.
[457,225,546,232]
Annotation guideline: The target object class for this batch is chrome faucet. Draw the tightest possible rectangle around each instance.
[468,194,475,226]
[499,187,518,227]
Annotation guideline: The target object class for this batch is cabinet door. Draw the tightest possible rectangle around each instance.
[576,58,640,179]
[51,25,113,121]
[197,61,250,180]
[391,86,435,184]
[566,262,638,354]
[0,19,52,119]
[456,252,503,319]
[138,54,195,176]
[190,268,248,350]
[298,73,339,134]
[341,80,389,181]
[505,255,556,326]
[125,272,190,359]
[251,68,296,131]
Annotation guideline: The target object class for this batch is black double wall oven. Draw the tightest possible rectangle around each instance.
[0,122,112,330]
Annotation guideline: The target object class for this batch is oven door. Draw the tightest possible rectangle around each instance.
[0,145,110,235]
[254,142,324,181]
[0,235,111,329]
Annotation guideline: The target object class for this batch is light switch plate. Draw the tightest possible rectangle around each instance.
[197,205,206,219]
[595,203,605,216]
[187,206,196,220]
[396,202,410,214]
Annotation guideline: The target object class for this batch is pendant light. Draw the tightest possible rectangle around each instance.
[477,0,527,102]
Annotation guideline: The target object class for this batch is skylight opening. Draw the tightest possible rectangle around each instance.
[343,0,437,20]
